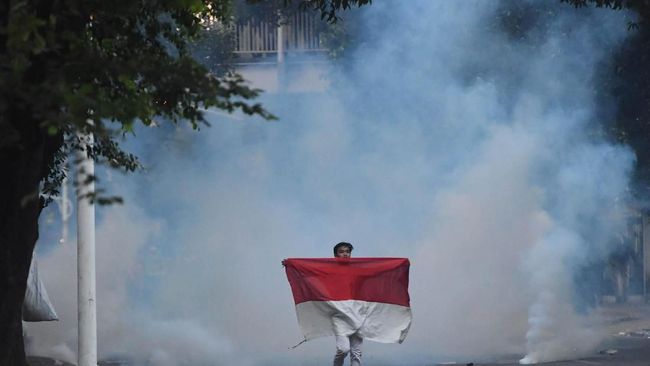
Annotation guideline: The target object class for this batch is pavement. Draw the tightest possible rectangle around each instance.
[25,303,650,366]
[433,303,650,366]
[26,357,74,366]
[27,357,121,366]
[455,337,650,366]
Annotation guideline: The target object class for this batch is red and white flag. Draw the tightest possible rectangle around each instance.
[283,257,412,344]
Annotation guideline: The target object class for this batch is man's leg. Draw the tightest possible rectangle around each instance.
[333,335,350,366]
[349,334,363,366]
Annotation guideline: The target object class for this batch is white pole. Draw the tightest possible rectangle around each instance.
[61,174,68,244]
[277,16,286,92]
[277,19,285,65]
[76,133,97,366]
[59,170,71,244]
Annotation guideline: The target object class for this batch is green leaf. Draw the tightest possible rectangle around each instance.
[47,125,59,135]
[118,74,137,91]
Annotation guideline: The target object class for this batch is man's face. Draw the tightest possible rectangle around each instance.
[335,246,352,258]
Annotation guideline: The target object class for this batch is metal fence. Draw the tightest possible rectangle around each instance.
[234,12,326,55]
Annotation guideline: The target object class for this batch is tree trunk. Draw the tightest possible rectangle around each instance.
[0,120,62,366]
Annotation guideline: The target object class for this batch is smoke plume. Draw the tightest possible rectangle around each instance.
[26,1,636,365]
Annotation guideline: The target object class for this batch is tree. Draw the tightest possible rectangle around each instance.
[562,0,650,197]
[0,1,269,364]
[562,0,650,21]
[0,0,370,365]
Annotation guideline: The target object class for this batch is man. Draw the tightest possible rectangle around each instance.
[332,241,362,366]
[283,243,411,365]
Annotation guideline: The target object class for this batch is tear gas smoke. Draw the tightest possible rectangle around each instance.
[26,1,635,365]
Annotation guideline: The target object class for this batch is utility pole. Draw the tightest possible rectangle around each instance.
[276,13,288,92]
[641,216,650,303]
[277,17,285,65]
[76,133,97,366]
[57,167,72,244]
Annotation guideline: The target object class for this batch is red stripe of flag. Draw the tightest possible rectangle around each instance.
[283,258,410,307]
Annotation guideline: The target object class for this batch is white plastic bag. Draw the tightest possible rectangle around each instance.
[22,255,58,321]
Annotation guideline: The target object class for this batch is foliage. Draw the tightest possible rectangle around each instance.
[192,21,237,75]
[0,0,373,205]
[0,2,371,365]
[562,0,650,197]
[0,0,276,204]
[562,0,650,27]
[316,6,366,60]
[294,0,372,23]
[234,0,371,25]
[604,27,650,195]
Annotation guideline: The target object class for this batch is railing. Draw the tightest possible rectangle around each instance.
[234,12,326,56]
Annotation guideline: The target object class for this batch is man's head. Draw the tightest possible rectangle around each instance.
[333,242,353,258]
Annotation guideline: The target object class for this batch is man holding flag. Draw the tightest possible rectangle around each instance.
[283,242,412,366]
[331,242,363,366]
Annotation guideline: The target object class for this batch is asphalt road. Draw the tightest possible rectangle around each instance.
[26,304,650,366]
[454,336,650,366]
[26,337,650,366]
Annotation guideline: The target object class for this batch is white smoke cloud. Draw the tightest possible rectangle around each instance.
[26,1,636,365]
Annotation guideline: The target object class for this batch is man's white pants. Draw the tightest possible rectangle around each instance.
[333,334,363,366]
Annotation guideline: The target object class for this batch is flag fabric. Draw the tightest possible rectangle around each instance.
[283,257,411,344]
[23,255,58,322]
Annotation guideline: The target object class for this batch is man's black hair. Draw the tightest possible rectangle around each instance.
[333,242,354,256]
